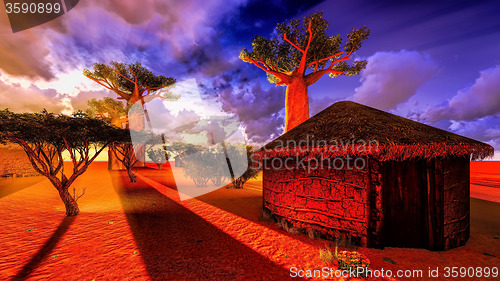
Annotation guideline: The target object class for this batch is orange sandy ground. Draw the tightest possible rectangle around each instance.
[0,161,499,281]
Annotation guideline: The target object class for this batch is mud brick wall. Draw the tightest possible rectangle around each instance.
[442,157,470,249]
[0,144,39,177]
[367,158,383,248]
[263,157,370,243]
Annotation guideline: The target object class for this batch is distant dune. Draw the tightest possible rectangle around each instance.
[471,161,500,203]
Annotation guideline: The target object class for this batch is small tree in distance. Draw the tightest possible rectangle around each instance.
[0,109,124,216]
[240,11,369,132]
[110,142,141,182]
[110,130,164,182]
[147,148,168,170]
[231,145,260,189]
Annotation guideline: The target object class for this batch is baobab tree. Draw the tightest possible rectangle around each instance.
[85,97,127,127]
[83,62,178,107]
[83,62,179,169]
[240,11,370,131]
[0,109,124,216]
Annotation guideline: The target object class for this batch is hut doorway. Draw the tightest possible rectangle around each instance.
[382,159,428,248]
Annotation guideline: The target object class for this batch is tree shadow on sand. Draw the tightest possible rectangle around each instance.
[110,169,296,280]
[136,166,324,249]
[135,165,268,223]
[12,217,75,281]
[0,176,45,199]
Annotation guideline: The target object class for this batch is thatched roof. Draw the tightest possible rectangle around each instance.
[257,101,493,161]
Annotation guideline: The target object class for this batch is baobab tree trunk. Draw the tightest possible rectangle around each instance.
[58,187,80,216]
[108,112,144,171]
[285,77,309,132]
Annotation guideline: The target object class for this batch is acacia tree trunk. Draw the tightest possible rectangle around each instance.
[58,186,80,216]
[285,77,309,132]
[126,167,137,182]
[232,178,244,189]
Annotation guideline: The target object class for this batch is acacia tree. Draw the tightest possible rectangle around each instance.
[110,130,162,182]
[231,145,260,189]
[147,148,168,170]
[83,62,178,107]
[110,142,142,182]
[240,11,370,131]
[0,109,123,216]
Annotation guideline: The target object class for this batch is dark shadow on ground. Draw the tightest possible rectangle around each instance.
[136,166,323,249]
[136,164,262,221]
[12,216,76,281]
[110,170,296,281]
[0,176,44,199]
[136,163,177,191]
[471,198,500,235]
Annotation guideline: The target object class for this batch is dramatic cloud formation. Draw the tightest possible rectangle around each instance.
[353,50,437,110]
[69,90,116,112]
[0,0,249,78]
[424,65,500,123]
[451,117,500,142]
[217,78,285,144]
[243,114,284,144]
[0,68,113,114]
[0,78,66,113]
[415,66,500,156]
[0,0,250,113]
[0,16,53,79]
[447,116,500,151]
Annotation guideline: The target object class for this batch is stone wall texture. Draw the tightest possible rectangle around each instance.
[263,158,370,244]
[442,158,470,249]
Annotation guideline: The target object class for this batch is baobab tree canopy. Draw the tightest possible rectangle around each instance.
[240,11,370,85]
[83,61,178,105]
[85,97,127,126]
[240,11,369,131]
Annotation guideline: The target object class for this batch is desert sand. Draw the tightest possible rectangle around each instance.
[0,161,498,280]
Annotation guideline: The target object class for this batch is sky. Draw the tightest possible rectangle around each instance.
[0,0,499,159]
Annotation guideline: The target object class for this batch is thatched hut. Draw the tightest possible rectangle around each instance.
[256,101,493,250]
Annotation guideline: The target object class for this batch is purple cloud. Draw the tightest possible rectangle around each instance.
[353,50,438,110]
[445,116,500,155]
[0,79,66,113]
[424,65,500,123]
[216,77,285,144]
[448,116,500,142]
[243,114,284,144]
[0,16,53,79]
[69,89,117,112]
